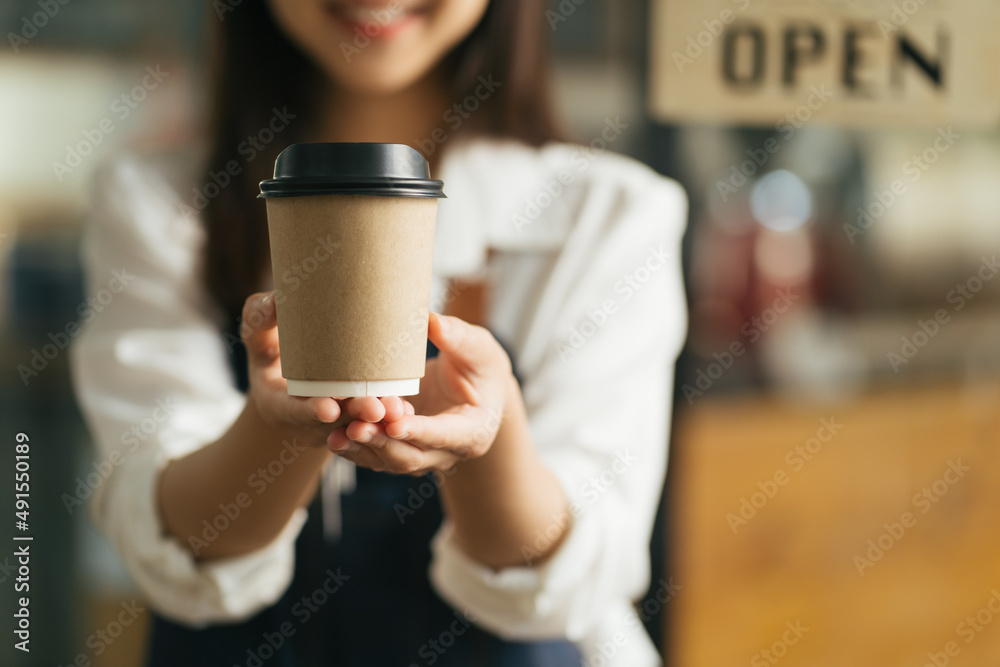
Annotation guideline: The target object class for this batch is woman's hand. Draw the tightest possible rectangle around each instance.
[327,312,514,475]
[241,291,406,447]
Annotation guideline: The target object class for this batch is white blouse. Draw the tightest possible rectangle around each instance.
[70,136,687,666]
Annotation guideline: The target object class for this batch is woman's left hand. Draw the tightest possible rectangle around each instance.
[327,313,514,475]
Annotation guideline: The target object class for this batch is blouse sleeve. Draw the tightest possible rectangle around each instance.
[69,157,307,626]
[428,153,687,661]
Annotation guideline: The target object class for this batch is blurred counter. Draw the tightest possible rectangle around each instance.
[670,380,1000,666]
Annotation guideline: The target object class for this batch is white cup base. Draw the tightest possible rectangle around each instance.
[286,378,421,398]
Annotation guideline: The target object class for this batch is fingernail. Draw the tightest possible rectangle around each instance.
[437,314,450,335]
[330,441,357,453]
[353,431,371,444]
[395,431,409,440]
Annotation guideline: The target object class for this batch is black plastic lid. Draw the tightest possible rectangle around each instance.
[259,143,445,199]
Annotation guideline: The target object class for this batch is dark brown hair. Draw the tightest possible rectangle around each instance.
[201,0,563,325]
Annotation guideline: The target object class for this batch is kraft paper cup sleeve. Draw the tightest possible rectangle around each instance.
[265,195,438,395]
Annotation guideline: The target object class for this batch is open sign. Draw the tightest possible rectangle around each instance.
[650,0,1000,127]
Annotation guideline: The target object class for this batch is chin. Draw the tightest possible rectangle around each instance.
[322,57,437,95]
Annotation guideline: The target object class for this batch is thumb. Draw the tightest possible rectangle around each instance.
[427,312,484,366]
[240,291,279,367]
[428,312,463,352]
[427,312,512,401]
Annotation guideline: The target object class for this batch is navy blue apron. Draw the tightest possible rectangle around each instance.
[145,328,582,666]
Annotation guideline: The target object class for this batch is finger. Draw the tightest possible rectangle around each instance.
[327,427,351,451]
[384,409,500,455]
[403,400,415,416]
[345,419,379,443]
[344,423,460,475]
[284,396,341,427]
[328,437,387,472]
[240,292,279,367]
[343,396,386,422]
[379,396,405,422]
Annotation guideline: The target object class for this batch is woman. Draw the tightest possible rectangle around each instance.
[70,0,687,665]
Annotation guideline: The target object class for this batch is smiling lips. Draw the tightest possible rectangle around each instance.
[322,1,427,39]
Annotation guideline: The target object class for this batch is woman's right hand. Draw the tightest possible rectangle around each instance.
[240,291,406,447]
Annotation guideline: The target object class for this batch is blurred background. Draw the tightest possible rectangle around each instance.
[1,0,998,665]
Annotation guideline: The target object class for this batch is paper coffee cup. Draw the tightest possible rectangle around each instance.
[259,143,445,398]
